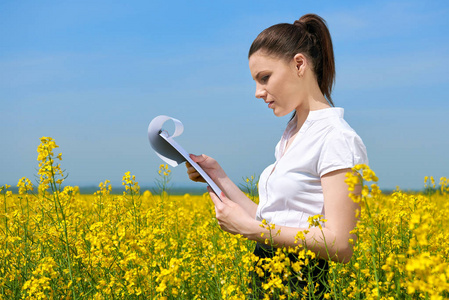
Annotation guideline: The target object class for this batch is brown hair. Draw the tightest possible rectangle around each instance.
[248,14,335,106]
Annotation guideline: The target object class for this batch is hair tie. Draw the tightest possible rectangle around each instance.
[293,20,306,31]
[294,19,314,46]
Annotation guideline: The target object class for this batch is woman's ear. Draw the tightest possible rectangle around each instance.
[293,53,307,77]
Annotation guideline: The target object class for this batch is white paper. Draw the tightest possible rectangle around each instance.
[148,115,223,200]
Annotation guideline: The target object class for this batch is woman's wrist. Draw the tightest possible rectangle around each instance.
[242,219,265,241]
[214,174,233,193]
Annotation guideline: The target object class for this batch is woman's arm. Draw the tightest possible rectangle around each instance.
[186,154,258,218]
[208,168,361,263]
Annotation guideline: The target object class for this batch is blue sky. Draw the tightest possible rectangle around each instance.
[1,0,448,191]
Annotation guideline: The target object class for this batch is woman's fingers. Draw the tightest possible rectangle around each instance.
[207,187,226,228]
[206,187,254,236]
[185,161,206,182]
[207,186,223,207]
[190,154,219,170]
[186,154,222,184]
[190,153,208,164]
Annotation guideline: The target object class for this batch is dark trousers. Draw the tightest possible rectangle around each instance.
[248,242,329,299]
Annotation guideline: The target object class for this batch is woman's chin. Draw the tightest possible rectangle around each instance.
[273,109,289,117]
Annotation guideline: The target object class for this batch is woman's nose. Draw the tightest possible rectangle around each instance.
[255,86,266,99]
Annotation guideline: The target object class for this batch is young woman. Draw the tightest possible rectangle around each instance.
[186,13,368,297]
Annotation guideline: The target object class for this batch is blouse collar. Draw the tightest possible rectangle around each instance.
[280,108,344,157]
[286,107,344,131]
[307,107,344,121]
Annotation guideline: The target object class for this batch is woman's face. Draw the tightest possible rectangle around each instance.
[249,51,304,117]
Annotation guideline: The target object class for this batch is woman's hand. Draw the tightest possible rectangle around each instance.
[186,154,226,183]
[207,186,258,237]
[187,154,260,220]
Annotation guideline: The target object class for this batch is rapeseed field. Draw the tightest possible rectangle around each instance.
[1,137,448,299]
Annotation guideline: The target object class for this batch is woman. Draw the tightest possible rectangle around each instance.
[186,13,368,298]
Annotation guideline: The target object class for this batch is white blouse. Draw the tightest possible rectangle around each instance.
[256,107,368,228]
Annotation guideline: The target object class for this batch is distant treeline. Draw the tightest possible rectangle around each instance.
[4,185,427,195]
[80,185,210,195]
[4,185,210,195]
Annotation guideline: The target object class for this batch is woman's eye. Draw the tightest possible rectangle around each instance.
[261,75,269,83]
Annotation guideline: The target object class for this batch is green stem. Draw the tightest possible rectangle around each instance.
[48,159,77,299]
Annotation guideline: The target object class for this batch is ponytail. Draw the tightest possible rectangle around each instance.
[248,14,335,106]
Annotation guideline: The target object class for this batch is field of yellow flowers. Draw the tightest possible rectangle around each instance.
[1,137,448,299]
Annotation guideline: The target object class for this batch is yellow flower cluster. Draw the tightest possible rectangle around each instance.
[122,171,140,194]
[158,164,171,176]
[36,136,64,194]
[307,214,327,230]
[333,168,449,299]
[17,177,33,195]
[439,177,449,195]
[0,138,448,299]
[22,257,58,299]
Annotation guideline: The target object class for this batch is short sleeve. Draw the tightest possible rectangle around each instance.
[317,128,368,177]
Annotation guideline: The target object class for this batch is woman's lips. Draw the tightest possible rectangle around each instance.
[268,101,274,108]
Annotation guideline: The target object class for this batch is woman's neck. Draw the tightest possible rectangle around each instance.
[294,93,331,131]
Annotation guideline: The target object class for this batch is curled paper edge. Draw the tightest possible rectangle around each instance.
[148,115,186,167]
[147,115,223,200]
